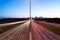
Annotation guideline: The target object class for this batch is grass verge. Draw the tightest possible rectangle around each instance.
[0,22,25,34]
[36,21,60,35]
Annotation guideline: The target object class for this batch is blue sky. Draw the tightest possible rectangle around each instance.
[32,0,60,18]
[0,0,60,18]
[0,0,29,18]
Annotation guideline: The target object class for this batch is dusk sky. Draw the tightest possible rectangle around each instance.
[0,0,60,18]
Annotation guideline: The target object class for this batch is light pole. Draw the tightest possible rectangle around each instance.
[30,0,31,29]
[30,0,31,20]
[29,0,32,34]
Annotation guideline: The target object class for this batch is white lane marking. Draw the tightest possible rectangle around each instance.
[29,32,32,40]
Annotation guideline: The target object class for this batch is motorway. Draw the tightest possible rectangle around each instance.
[0,20,30,40]
[0,20,60,40]
[31,20,60,40]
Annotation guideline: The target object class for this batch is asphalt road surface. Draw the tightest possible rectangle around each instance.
[31,20,60,40]
[0,20,30,40]
[0,20,60,40]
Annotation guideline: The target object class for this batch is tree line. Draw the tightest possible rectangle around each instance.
[0,18,29,24]
[33,17,60,24]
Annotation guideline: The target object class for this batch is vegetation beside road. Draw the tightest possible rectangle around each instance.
[0,18,29,24]
[33,17,60,24]
[36,21,60,35]
[0,22,25,34]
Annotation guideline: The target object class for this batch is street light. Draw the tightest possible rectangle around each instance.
[29,0,31,32]
[30,0,31,19]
